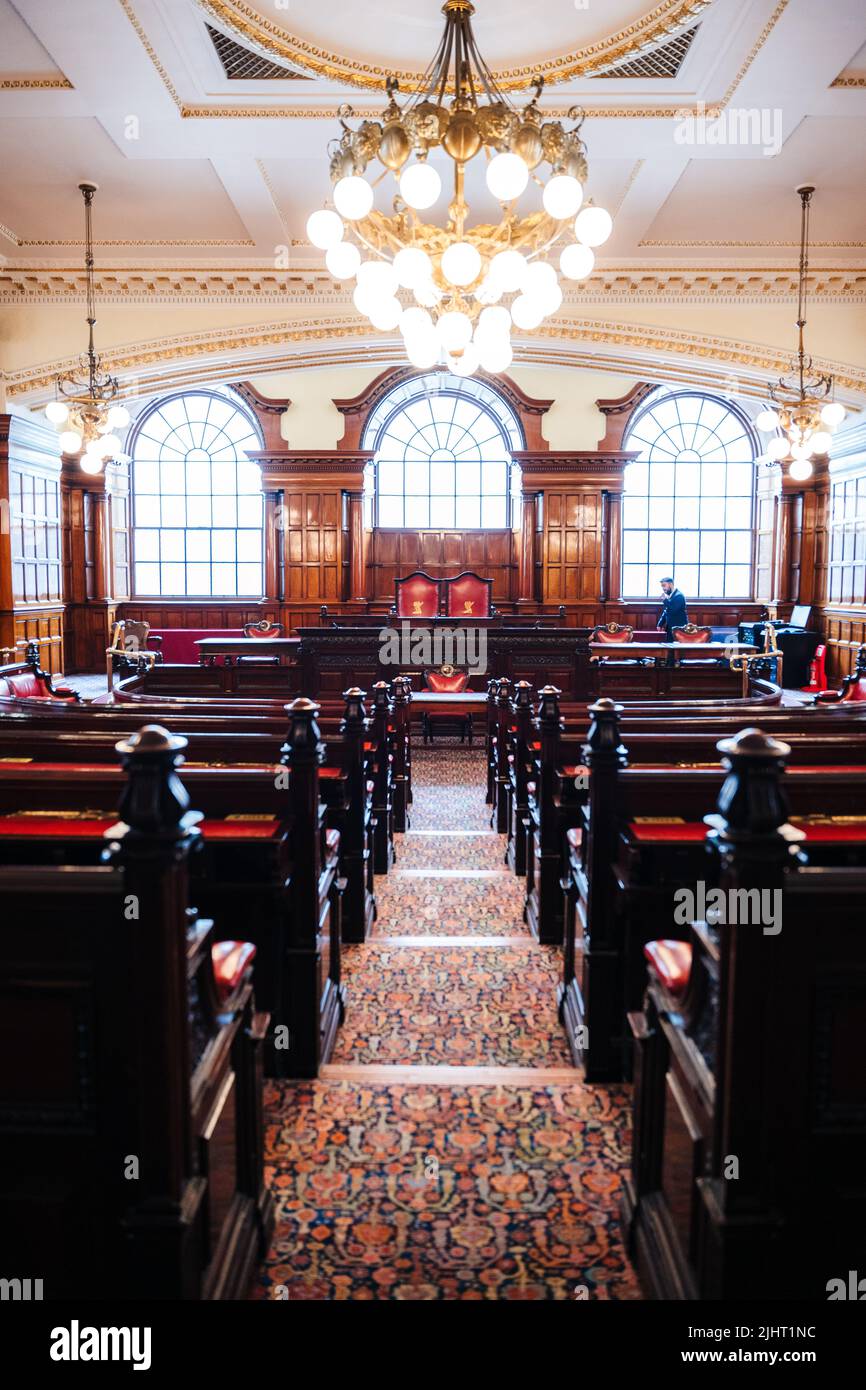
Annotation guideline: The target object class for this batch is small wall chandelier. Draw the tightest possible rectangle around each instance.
[755,185,845,482]
[305,0,612,376]
[44,182,130,474]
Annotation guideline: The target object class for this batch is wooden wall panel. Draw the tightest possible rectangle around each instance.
[0,414,65,672]
[368,529,515,604]
[823,453,866,682]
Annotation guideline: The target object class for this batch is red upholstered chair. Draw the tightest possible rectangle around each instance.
[643,939,693,997]
[815,645,866,703]
[801,643,828,693]
[444,571,492,618]
[422,666,472,742]
[395,571,441,618]
[238,619,284,665]
[0,644,80,703]
[211,940,257,1004]
[425,669,469,693]
[672,624,712,644]
[593,623,634,644]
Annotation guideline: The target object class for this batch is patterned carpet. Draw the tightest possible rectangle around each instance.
[256,1079,640,1301]
[256,743,642,1300]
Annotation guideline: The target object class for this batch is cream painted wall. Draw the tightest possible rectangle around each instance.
[246,363,636,451]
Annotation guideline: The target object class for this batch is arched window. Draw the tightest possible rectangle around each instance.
[621,389,757,599]
[362,372,524,530]
[130,389,264,597]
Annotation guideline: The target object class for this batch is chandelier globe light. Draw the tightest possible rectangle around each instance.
[755,186,845,480]
[44,183,129,473]
[305,0,612,376]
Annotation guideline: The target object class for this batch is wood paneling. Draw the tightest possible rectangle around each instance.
[823,452,866,683]
[0,414,65,672]
[369,529,514,604]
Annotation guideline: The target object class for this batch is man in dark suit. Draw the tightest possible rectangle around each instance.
[656,576,688,640]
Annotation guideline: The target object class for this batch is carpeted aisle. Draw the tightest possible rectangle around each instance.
[256,743,641,1300]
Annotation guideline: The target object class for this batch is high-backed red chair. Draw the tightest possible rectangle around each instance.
[801,643,828,693]
[593,623,634,644]
[671,624,712,645]
[238,619,284,665]
[444,571,492,618]
[422,665,472,743]
[395,571,440,619]
[815,644,866,703]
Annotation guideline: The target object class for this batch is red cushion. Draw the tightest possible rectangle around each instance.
[7,674,48,698]
[595,627,632,644]
[841,678,866,703]
[445,573,490,618]
[673,628,712,645]
[563,765,589,779]
[644,940,692,995]
[629,821,706,842]
[426,671,469,693]
[211,940,256,1002]
[396,575,439,618]
[149,628,244,665]
[246,624,281,639]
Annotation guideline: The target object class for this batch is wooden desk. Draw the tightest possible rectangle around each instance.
[195,637,300,666]
[411,691,489,745]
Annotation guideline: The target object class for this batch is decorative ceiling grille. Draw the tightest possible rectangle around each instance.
[596,26,699,79]
[206,25,309,80]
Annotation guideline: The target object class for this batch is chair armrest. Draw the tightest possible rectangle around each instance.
[814,690,843,703]
[147,635,163,649]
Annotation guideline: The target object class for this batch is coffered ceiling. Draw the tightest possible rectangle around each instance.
[1,0,865,404]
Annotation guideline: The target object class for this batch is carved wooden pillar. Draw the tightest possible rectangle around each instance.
[773,490,796,605]
[263,489,282,602]
[606,492,619,600]
[91,487,111,603]
[517,491,539,603]
[793,456,831,610]
[346,490,367,604]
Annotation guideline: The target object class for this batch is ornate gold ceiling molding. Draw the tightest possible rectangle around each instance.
[5,263,866,305]
[9,314,866,403]
[0,76,73,89]
[831,76,866,88]
[640,239,866,248]
[13,238,256,248]
[114,0,791,121]
[191,0,713,90]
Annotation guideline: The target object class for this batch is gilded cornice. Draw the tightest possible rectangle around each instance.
[8,315,866,407]
[117,0,786,119]
[4,264,865,306]
[190,0,713,90]
[0,76,72,89]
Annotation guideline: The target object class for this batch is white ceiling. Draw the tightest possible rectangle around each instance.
[1,0,865,408]
[0,0,862,263]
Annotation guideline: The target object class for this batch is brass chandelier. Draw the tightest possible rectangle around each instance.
[44,182,130,474]
[755,185,845,481]
[305,0,612,375]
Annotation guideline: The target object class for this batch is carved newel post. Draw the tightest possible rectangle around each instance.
[371,680,394,872]
[494,676,513,834]
[111,723,204,1297]
[340,687,373,942]
[700,726,799,1298]
[580,698,629,1077]
[391,674,411,832]
[508,679,534,875]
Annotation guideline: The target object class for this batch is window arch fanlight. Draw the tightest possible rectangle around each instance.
[129,387,264,598]
[361,371,524,530]
[621,388,758,600]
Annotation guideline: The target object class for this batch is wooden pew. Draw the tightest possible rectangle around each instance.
[622,728,866,1300]
[0,701,348,1079]
[0,724,274,1299]
[0,688,385,944]
[559,699,866,1080]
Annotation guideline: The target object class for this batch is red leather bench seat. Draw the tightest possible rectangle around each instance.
[628,818,866,844]
[148,628,244,665]
[0,814,284,840]
[211,940,256,1002]
[0,673,77,703]
[644,939,693,995]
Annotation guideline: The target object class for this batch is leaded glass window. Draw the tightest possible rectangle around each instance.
[621,390,757,599]
[362,372,523,529]
[130,390,264,597]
